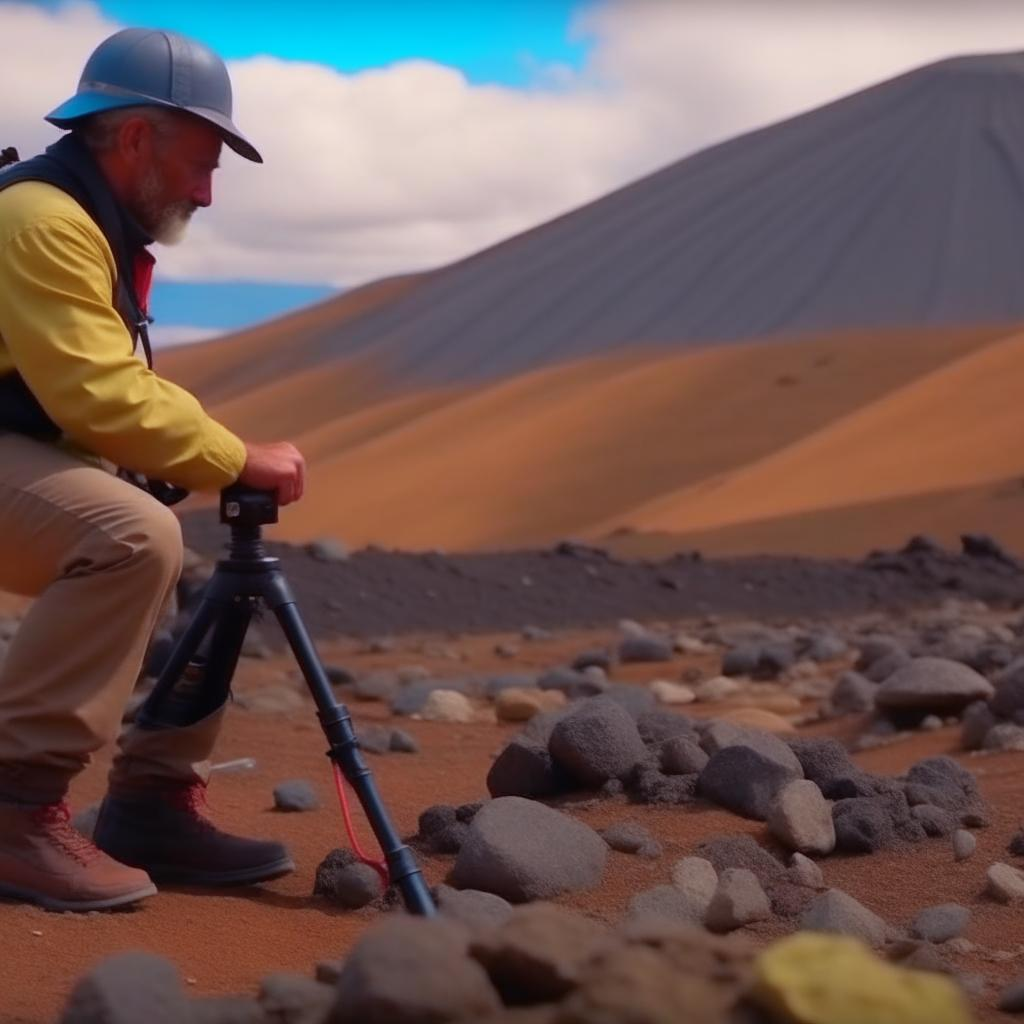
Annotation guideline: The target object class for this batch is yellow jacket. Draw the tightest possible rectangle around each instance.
[0,180,246,491]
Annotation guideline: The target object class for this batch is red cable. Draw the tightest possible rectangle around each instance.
[331,762,390,888]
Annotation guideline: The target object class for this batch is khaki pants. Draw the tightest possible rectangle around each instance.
[0,433,222,803]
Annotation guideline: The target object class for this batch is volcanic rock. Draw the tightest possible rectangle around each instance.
[600,823,662,858]
[704,868,771,933]
[669,857,719,922]
[487,737,566,799]
[701,721,803,775]
[910,904,970,943]
[767,780,836,855]
[619,633,673,664]
[829,671,877,715]
[698,745,800,820]
[788,853,825,889]
[416,689,476,723]
[272,779,319,812]
[953,830,977,861]
[635,710,699,747]
[451,797,607,902]
[60,952,187,1024]
[659,735,708,775]
[983,722,1024,751]
[434,885,514,932]
[875,657,994,712]
[469,903,612,1003]
[538,667,607,699]
[961,701,999,750]
[799,889,888,947]
[313,849,382,909]
[495,687,567,723]
[548,698,647,787]
[987,862,1024,903]
[332,916,500,1023]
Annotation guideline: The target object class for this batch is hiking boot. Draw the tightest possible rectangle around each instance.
[93,782,294,886]
[0,800,156,911]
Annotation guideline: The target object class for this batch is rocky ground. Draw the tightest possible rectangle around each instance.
[2,532,1024,1022]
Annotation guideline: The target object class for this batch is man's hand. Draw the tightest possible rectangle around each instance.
[238,442,305,505]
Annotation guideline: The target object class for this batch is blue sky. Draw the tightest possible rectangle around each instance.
[29,0,595,337]
[125,0,588,335]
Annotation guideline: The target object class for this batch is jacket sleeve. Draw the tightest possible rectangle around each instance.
[0,213,247,491]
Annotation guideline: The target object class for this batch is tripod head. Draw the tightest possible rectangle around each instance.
[220,484,278,527]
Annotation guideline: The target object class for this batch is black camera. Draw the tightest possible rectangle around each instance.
[219,484,278,527]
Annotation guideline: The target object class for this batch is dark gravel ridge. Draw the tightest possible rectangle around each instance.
[179,517,1024,641]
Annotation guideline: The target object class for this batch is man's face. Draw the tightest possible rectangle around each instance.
[131,114,222,245]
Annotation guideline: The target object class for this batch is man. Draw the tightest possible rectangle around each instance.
[0,28,306,910]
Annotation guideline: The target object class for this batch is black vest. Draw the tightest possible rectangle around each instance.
[0,135,187,505]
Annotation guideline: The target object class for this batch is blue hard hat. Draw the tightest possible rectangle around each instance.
[46,28,262,163]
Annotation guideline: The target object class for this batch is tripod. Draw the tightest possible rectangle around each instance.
[136,484,435,916]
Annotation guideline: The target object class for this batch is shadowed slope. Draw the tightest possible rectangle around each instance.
[238,52,1024,384]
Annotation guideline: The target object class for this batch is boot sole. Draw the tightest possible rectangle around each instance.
[142,855,296,887]
[0,879,157,912]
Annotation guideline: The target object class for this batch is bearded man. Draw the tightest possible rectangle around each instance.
[0,28,305,910]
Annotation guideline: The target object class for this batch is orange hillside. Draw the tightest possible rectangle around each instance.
[231,325,1003,550]
[612,328,1024,543]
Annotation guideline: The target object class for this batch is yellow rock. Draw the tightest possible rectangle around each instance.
[495,686,567,722]
[752,933,973,1024]
[717,707,796,733]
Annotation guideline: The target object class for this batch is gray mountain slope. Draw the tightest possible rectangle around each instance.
[294,53,1024,383]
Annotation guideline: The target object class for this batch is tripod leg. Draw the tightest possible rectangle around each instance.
[260,569,435,916]
[138,578,252,728]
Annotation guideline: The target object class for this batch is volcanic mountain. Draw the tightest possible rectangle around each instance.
[162,52,1024,556]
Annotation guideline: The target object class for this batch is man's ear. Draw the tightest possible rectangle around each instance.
[116,115,155,166]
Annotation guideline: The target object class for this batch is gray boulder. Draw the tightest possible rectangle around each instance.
[636,710,699,748]
[451,797,606,902]
[600,822,662,858]
[273,779,319,812]
[628,884,706,927]
[767,780,836,855]
[864,648,912,683]
[875,657,994,712]
[698,745,801,820]
[991,659,1024,718]
[548,698,646,787]
[469,903,611,1003]
[659,735,708,776]
[911,804,959,837]
[701,721,803,775]
[487,737,566,799]
[332,916,500,1022]
[669,857,718,922]
[832,797,903,853]
[259,973,334,1024]
[829,672,877,715]
[800,889,888,947]
[619,634,673,664]
[538,667,607,699]
[961,700,998,750]
[903,756,986,825]
[60,952,187,1024]
[704,868,771,933]
[313,849,382,909]
[953,830,977,861]
[910,904,970,943]
[434,884,514,932]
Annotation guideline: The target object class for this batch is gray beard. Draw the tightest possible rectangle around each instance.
[135,166,195,246]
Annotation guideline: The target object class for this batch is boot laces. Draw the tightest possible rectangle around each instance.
[32,801,101,864]
[169,783,217,833]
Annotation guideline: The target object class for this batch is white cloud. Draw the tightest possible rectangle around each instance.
[4,1,1024,288]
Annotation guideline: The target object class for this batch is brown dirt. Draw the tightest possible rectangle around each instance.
[1,627,1023,1023]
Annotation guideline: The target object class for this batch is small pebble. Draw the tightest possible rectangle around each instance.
[952,830,976,862]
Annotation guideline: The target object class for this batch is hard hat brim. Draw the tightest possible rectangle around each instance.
[45,91,263,164]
